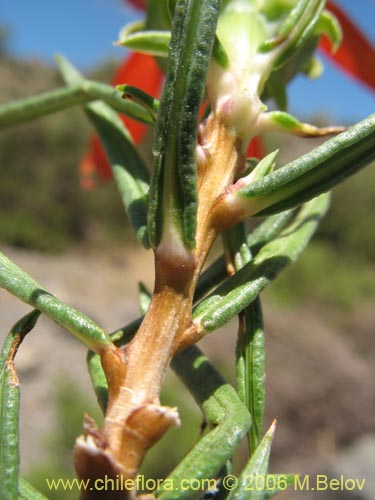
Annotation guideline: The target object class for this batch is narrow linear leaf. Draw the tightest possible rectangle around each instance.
[86,351,108,413]
[235,114,375,217]
[0,311,40,500]
[19,478,49,500]
[56,55,151,247]
[118,30,171,58]
[0,371,19,500]
[227,420,277,500]
[269,0,326,71]
[194,210,295,303]
[111,317,142,345]
[212,34,230,68]
[194,257,228,303]
[0,252,112,353]
[117,84,159,122]
[157,346,250,499]
[276,0,311,40]
[249,151,278,182]
[222,223,265,454]
[81,80,154,124]
[264,474,296,499]
[147,0,173,31]
[236,298,265,454]
[261,111,344,137]
[145,0,174,72]
[315,9,342,51]
[148,0,221,249]
[194,194,330,333]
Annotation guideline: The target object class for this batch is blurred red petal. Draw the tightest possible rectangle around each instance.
[79,136,113,189]
[247,136,265,159]
[320,2,375,90]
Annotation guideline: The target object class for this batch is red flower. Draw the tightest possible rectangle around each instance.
[81,1,374,188]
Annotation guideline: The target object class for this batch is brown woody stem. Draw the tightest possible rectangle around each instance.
[74,113,245,498]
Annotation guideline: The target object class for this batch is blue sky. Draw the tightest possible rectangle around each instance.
[1,0,374,123]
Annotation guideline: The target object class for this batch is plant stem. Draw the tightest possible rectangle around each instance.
[74,112,245,495]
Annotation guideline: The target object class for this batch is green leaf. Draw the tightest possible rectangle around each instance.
[117,84,159,122]
[19,478,49,500]
[212,34,230,68]
[85,105,151,246]
[56,55,151,247]
[236,298,265,454]
[221,222,265,455]
[86,351,108,413]
[221,221,266,456]
[227,420,276,500]
[147,0,173,31]
[148,0,221,249]
[117,30,171,58]
[236,115,375,217]
[158,346,251,499]
[276,0,325,70]
[261,0,325,71]
[262,111,344,137]
[315,9,342,51]
[247,209,295,254]
[222,222,252,274]
[0,252,112,353]
[145,0,174,72]
[0,311,40,500]
[194,194,330,333]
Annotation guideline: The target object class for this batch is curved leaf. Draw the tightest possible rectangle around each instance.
[236,298,265,454]
[0,311,41,500]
